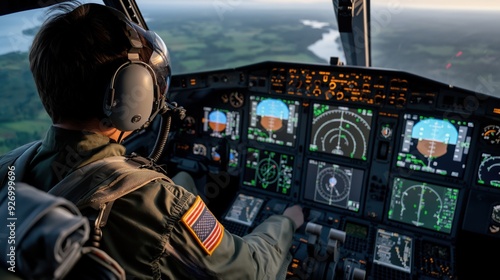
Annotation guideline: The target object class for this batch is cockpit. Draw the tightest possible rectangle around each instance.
[1,0,500,279]
[153,58,498,279]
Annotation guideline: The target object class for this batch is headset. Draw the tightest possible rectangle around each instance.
[103,14,171,132]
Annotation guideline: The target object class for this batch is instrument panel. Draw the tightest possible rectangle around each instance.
[155,61,500,279]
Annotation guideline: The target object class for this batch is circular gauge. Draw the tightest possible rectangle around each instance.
[380,125,393,139]
[478,155,500,187]
[229,91,244,108]
[257,157,279,187]
[316,166,351,203]
[310,105,372,160]
[482,125,500,144]
[399,184,442,227]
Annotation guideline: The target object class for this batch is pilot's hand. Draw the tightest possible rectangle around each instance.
[283,205,304,231]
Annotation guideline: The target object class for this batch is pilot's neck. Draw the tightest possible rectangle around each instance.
[53,119,131,143]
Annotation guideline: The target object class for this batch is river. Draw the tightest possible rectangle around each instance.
[301,19,346,64]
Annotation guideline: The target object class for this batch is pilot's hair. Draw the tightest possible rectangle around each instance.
[29,2,154,125]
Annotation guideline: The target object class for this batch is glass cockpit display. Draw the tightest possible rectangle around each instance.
[373,228,413,273]
[242,147,294,195]
[202,106,241,140]
[388,177,459,234]
[477,152,500,188]
[247,95,300,147]
[309,103,373,160]
[303,159,363,212]
[396,114,473,178]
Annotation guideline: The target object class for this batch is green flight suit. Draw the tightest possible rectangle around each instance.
[23,126,296,279]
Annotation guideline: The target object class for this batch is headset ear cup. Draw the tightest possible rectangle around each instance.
[105,63,154,131]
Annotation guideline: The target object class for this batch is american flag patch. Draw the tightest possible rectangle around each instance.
[181,196,224,255]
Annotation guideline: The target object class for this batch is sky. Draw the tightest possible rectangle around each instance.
[140,0,500,11]
[379,0,500,10]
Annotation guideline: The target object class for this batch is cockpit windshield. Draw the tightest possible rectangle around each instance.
[371,0,500,97]
[135,0,500,97]
[0,0,499,153]
[137,0,340,74]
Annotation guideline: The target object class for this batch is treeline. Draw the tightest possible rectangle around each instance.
[0,131,45,154]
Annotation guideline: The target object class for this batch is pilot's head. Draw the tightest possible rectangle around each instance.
[29,2,171,133]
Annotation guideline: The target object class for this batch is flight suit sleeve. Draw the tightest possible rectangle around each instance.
[160,185,296,280]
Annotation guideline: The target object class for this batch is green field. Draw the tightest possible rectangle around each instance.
[0,52,50,154]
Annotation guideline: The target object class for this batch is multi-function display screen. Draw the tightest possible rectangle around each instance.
[373,228,413,273]
[477,152,500,188]
[202,106,241,140]
[388,177,459,234]
[396,114,474,178]
[303,159,364,212]
[309,103,373,160]
[242,147,294,195]
[247,95,300,147]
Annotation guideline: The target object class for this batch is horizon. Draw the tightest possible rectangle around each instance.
[0,1,498,95]
[138,0,500,11]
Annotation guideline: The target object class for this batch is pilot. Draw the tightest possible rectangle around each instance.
[20,2,304,279]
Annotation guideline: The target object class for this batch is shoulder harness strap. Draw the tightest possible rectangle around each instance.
[48,155,173,247]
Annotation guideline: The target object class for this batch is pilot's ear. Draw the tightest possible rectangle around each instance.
[101,19,160,132]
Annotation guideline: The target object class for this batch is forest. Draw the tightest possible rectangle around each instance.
[0,52,49,154]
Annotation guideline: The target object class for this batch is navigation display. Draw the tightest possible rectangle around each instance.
[303,159,364,212]
[247,95,300,147]
[477,152,500,188]
[309,103,373,160]
[202,106,241,140]
[242,147,294,195]
[388,177,459,234]
[373,228,413,273]
[396,113,473,178]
